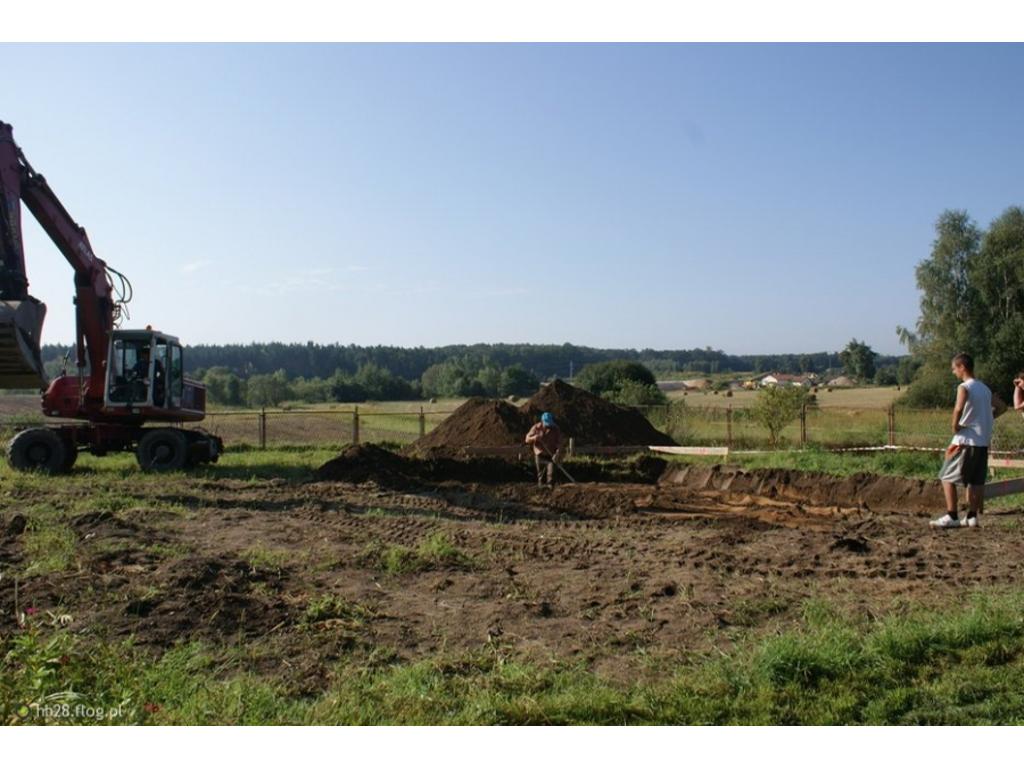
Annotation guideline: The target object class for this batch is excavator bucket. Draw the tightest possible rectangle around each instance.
[0,296,47,389]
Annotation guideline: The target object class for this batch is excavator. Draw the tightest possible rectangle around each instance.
[0,120,222,472]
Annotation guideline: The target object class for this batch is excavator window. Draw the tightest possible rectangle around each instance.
[169,344,183,407]
[107,337,152,404]
[153,339,168,407]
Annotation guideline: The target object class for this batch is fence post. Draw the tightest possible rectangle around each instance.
[568,437,575,458]
[419,406,426,438]
[888,404,895,446]
[259,407,267,450]
[352,406,360,445]
[799,403,807,447]
[726,406,733,449]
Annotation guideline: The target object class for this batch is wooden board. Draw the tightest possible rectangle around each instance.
[988,458,1024,469]
[649,446,730,457]
[984,477,1024,499]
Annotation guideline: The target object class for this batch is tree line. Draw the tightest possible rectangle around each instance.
[38,341,905,385]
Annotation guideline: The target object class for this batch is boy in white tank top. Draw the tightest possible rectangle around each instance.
[931,353,1007,529]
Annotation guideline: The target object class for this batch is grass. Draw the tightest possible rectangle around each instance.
[21,521,78,576]
[302,595,377,627]
[7,592,1024,724]
[362,532,476,575]
[241,544,295,573]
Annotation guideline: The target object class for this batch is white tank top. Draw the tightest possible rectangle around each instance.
[953,378,993,447]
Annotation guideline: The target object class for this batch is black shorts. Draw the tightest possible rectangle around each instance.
[961,446,989,486]
[940,445,988,487]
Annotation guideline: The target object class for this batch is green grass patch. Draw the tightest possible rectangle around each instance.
[242,544,294,573]
[7,592,1024,724]
[21,521,77,576]
[362,532,476,575]
[302,595,377,627]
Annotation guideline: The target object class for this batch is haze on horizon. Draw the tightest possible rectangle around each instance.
[3,43,1022,356]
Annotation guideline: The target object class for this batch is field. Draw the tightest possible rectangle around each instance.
[5,446,1024,725]
[667,384,903,409]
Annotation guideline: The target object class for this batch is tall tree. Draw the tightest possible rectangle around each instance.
[839,339,877,381]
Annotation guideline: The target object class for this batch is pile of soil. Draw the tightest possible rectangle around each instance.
[521,380,675,448]
[315,443,416,485]
[406,380,674,458]
[408,398,532,459]
[315,443,528,486]
[659,464,945,514]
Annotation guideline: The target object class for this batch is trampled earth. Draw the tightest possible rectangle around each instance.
[3,452,1020,692]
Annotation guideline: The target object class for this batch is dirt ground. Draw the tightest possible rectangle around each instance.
[3,461,1022,691]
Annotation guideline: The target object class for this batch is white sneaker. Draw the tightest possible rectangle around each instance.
[929,513,961,529]
[964,516,980,528]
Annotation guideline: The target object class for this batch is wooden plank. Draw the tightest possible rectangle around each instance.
[649,446,730,457]
[984,477,1024,499]
[988,458,1024,469]
[574,445,648,456]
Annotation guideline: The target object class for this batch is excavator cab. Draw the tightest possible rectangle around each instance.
[105,330,190,414]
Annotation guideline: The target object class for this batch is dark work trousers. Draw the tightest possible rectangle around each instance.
[534,453,555,485]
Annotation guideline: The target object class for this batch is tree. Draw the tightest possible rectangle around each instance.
[839,339,876,381]
[576,360,665,405]
[499,364,539,397]
[246,369,292,407]
[905,207,1024,405]
[752,386,806,447]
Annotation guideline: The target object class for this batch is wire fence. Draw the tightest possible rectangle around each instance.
[635,404,1024,453]
[3,400,1024,454]
[201,406,454,448]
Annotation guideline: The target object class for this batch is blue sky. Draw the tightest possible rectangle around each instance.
[2,44,1022,355]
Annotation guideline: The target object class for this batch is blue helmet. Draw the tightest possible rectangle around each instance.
[541,412,556,427]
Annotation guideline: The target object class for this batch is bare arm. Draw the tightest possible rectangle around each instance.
[1015,383,1024,412]
[525,424,540,445]
[952,385,967,436]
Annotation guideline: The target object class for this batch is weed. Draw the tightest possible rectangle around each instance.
[362,532,475,575]
[21,522,77,576]
[302,595,376,627]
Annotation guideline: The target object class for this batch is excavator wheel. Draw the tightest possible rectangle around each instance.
[8,428,69,474]
[136,428,189,472]
[61,437,79,472]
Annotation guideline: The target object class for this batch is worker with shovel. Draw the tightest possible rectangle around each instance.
[525,411,569,486]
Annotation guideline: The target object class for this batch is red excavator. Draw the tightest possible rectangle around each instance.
[0,121,222,472]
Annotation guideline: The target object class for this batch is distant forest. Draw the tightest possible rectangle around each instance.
[41,342,902,381]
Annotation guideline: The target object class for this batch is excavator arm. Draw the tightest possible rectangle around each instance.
[0,121,118,396]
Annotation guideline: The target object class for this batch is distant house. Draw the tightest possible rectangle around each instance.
[759,373,814,388]
[682,378,713,391]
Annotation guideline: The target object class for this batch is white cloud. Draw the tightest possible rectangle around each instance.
[181,260,211,274]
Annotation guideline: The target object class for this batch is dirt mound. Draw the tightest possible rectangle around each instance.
[523,380,675,447]
[111,556,292,646]
[659,464,944,514]
[407,398,532,459]
[315,443,415,484]
[406,380,674,459]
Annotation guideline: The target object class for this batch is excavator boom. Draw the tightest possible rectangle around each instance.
[0,122,48,386]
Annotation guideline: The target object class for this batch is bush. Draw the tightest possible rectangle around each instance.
[900,365,956,408]
[573,361,670,406]
[752,386,806,447]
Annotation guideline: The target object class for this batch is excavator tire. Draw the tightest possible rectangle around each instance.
[8,428,68,474]
[61,437,79,472]
[136,428,189,472]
